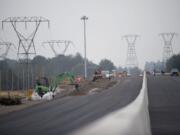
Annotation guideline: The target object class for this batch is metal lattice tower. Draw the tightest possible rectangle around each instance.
[42,40,74,56]
[123,35,139,68]
[0,42,14,59]
[0,42,15,91]
[2,16,50,91]
[159,33,177,63]
[2,16,50,60]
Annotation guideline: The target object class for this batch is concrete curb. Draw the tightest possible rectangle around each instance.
[69,72,151,135]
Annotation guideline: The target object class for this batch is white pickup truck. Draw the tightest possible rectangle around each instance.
[101,70,114,79]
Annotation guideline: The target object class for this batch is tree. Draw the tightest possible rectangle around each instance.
[166,54,180,71]
[128,67,142,76]
[99,59,116,71]
[0,53,113,90]
[32,55,47,77]
[145,61,164,72]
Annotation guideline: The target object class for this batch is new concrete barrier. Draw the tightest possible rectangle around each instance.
[69,72,151,135]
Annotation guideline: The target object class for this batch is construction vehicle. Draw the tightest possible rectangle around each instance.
[35,77,50,97]
[92,68,103,81]
[170,68,179,76]
[35,72,78,97]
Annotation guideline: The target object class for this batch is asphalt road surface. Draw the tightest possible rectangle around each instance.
[148,76,180,135]
[0,77,142,135]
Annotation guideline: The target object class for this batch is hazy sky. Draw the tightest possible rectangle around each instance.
[0,0,180,69]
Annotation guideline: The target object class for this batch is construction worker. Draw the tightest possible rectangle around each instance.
[75,76,81,91]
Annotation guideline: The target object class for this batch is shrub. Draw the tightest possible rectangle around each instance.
[0,96,22,105]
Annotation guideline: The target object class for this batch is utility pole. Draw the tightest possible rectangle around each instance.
[159,33,177,64]
[11,70,13,90]
[0,71,1,91]
[18,71,20,90]
[81,16,88,79]
[30,65,33,89]
[23,69,24,91]
[123,35,139,68]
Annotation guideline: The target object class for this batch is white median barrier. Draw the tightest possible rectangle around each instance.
[69,72,151,135]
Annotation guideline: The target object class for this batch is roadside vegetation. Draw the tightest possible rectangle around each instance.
[0,91,24,105]
[166,54,180,72]
[145,54,180,74]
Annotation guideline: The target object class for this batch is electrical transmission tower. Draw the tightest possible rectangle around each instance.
[123,35,139,68]
[0,42,14,59]
[0,42,14,90]
[0,42,15,91]
[2,17,50,60]
[2,16,50,91]
[159,33,177,63]
[42,40,74,56]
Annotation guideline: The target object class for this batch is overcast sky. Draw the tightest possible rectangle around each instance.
[0,0,180,69]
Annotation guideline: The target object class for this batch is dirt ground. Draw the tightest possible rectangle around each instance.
[54,78,117,97]
[0,90,26,98]
[69,78,117,96]
[0,78,117,116]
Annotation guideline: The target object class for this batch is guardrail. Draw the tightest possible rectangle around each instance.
[70,72,151,135]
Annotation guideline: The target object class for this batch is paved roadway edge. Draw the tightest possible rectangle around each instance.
[69,72,152,135]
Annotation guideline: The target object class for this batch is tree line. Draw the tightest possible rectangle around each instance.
[145,54,180,73]
[166,54,180,71]
[0,53,116,90]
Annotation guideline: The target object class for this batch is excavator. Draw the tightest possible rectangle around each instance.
[35,72,78,97]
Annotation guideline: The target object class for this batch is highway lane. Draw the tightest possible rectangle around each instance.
[148,76,180,135]
[0,77,142,135]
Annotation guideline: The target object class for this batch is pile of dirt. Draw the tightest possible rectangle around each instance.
[0,91,25,106]
[0,91,43,115]
[54,85,76,98]
[54,78,117,97]
[0,96,22,105]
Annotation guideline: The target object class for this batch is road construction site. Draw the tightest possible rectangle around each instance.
[0,75,141,135]
[0,72,180,135]
[0,73,117,116]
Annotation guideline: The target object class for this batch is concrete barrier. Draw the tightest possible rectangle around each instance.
[69,72,151,135]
